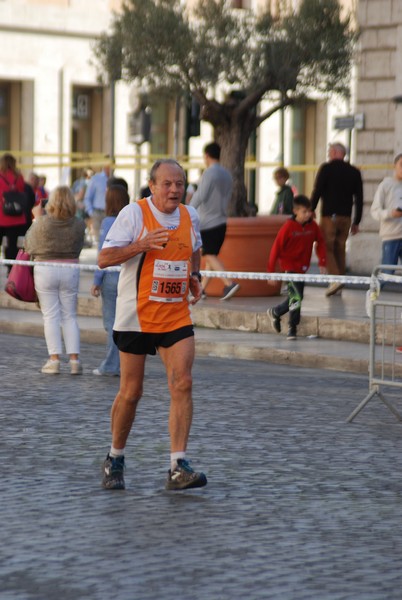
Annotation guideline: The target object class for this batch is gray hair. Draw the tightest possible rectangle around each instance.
[329,142,347,157]
[149,159,186,183]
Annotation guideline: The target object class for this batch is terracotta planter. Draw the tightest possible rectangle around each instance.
[201,215,288,297]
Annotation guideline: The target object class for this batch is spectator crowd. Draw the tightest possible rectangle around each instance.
[4,143,402,366]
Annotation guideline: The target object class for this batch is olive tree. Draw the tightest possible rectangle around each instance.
[94,0,355,215]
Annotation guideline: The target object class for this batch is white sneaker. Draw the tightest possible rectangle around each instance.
[220,282,240,301]
[70,360,83,375]
[93,368,120,377]
[41,359,60,374]
[325,283,344,297]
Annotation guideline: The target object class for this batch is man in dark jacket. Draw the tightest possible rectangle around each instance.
[311,143,363,296]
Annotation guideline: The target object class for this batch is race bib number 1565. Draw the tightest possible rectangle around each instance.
[149,259,188,303]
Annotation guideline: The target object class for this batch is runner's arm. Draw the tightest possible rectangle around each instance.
[98,228,169,268]
[190,248,201,273]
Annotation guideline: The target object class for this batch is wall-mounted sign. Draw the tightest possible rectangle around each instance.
[334,113,365,131]
[73,94,90,120]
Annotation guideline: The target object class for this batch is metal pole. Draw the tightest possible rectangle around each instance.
[110,80,115,173]
[173,96,181,158]
[279,105,285,166]
[134,143,140,197]
[58,67,64,184]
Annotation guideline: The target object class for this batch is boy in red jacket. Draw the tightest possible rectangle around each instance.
[267,195,327,340]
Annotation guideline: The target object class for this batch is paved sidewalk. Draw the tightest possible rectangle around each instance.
[1,333,402,599]
[1,284,402,375]
[2,247,402,374]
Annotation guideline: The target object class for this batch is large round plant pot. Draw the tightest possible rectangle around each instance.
[201,215,288,297]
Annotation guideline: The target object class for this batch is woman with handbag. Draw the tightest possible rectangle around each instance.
[0,153,28,272]
[25,186,86,375]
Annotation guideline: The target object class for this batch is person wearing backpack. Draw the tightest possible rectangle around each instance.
[0,153,28,272]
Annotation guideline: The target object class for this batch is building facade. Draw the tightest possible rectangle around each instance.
[0,0,396,275]
[350,0,402,273]
[0,0,135,190]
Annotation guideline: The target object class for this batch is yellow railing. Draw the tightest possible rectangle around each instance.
[2,150,394,174]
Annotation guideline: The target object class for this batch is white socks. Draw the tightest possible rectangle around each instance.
[108,448,185,467]
[110,446,125,458]
[170,451,186,471]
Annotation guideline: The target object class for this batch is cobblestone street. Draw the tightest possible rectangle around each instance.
[1,333,402,599]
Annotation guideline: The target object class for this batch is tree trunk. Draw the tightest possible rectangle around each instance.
[201,98,255,217]
[214,116,253,217]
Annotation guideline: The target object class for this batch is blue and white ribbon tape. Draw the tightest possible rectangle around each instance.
[1,259,402,286]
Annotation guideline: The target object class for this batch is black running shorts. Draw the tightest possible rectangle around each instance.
[201,223,227,256]
[113,325,194,356]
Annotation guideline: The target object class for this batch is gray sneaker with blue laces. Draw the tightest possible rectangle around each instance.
[166,458,207,491]
[102,454,125,490]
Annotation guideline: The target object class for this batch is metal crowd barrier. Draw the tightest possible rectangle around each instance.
[347,265,402,423]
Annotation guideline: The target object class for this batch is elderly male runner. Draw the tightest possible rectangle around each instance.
[98,159,207,491]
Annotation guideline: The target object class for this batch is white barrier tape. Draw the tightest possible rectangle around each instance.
[2,259,402,287]
[376,273,402,284]
[0,259,371,284]
[0,259,120,272]
[201,271,372,285]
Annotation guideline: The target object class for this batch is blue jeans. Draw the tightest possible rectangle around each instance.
[98,272,120,375]
[382,239,402,270]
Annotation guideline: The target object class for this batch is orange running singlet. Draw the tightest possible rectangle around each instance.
[136,199,195,333]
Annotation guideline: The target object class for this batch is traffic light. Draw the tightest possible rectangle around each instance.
[187,96,200,138]
[127,107,151,145]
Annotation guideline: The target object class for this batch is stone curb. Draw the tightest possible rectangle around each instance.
[0,319,107,345]
[0,291,371,342]
[2,291,401,376]
[194,339,369,374]
[0,317,371,375]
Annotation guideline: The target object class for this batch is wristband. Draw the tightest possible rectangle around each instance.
[190,271,202,282]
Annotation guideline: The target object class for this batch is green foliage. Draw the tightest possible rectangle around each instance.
[94,0,355,103]
[93,0,356,214]
[282,0,356,96]
[188,0,253,89]
[116,0,193,93]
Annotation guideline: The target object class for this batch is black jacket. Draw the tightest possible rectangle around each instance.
[310,159,363,225]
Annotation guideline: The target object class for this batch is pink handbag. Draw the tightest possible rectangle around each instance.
[5,249,38,302]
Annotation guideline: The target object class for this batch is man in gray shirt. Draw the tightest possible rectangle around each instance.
[190,142,240,300]
[84,162,111,243]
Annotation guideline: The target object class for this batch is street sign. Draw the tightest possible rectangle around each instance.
[334,115,355,130]
[334,113,365,131]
